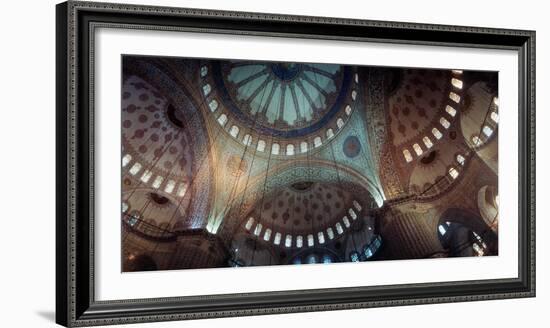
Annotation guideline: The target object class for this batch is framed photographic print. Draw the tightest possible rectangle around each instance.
[56,0,535,326]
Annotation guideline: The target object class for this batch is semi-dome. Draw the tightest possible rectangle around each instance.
[241,182,372,249]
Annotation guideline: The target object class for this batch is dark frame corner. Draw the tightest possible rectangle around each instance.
[56,1,535,326]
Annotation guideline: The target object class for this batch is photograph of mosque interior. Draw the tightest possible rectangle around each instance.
[121,56,499,272]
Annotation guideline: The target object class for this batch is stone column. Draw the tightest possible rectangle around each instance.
[382,210,445,259]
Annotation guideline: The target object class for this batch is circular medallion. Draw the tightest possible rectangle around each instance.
[343,136,361,158]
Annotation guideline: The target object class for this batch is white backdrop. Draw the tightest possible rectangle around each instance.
[0,0,545,327]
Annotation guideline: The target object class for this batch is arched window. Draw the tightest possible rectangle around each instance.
[253,223,263,236]
[372,236,382,249]
[286,144,295,156]
[307,234,315,247]
[432,127,443,139]
[472,243,484,256]
[362,236,383,260]
[257,140,266,152]
[296,235,303,248]
[438,223,448,236]
[271,143,280,155]
[440,117,450,129]
[350,252,360,262]
[208,99,218,112]
[140,170,152,183]
[127,214,139,226]
[348,208,357,220]
[352,200,362,211]
[122,202,129,213]
[164,180,176,193]
[285,235,292,248]
[326,227,335,240]
[245,219,254,231]
[471,135,482,147]
[313,136,322,148]
[448,167,459,179]
[202,83,211,96]
[403,149,413,163]
[493,97,499,106]
[200,66,208,77]
[242,134,252,146]
[273,232,282,245]
[122,154,132,167]
[263,228,272,241]
[152,176,164,189]
[472,231,487,256]
[351,90,357,100]
[317,231,325,244]
[451,78,463,89]
[176,183,187,197]
[422,136,434,148]
[322,255,333,264]
[445,105,457,117]
[326,128,334,139]
[217,113,227,126]
[335,222,344,235]
[229,125,239,138]
[490,112,499,123]
[129,162,142,175]
[306,254,318,264]
[456,154,465,166]
[482,125,494,137]
[345,105,352,116]
[452,70,463,74]
[300,141,308,153]
[337,118,344,129]
[342,216,351,228]
[449,91,461,103]
[355,73,359,83]
[413,143,423,156]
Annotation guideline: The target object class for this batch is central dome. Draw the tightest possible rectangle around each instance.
[211,60,352,138]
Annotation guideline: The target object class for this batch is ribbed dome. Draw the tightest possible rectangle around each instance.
[210,60,354,138]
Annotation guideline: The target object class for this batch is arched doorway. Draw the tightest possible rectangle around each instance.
[437,208,498,256]
[477,185,499,233]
